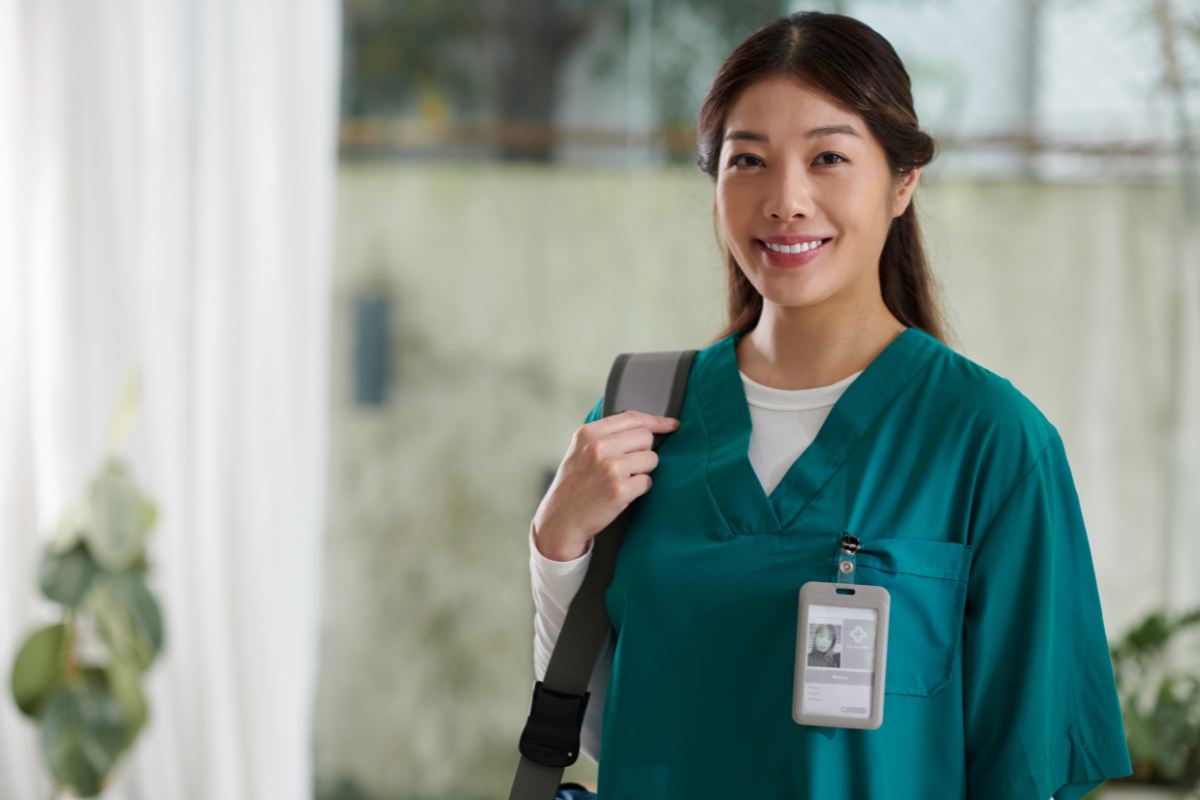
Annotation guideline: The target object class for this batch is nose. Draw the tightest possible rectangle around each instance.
[763,160,815,222]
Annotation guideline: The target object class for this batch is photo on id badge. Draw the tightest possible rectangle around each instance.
[793,581,890,730]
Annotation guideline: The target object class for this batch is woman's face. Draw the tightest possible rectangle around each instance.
[814,626,833,653]
[715,74,920,315]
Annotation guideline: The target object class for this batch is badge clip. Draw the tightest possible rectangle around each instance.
[834,531,860,585]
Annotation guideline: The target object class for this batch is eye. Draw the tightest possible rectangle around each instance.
[727,153,763,169]
[726,152,848,170]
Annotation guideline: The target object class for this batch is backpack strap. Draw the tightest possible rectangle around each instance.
[510,349,698,800]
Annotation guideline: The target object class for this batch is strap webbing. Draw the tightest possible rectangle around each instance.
[510,349,696,800]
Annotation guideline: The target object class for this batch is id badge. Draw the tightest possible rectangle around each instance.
[792,579,890,729]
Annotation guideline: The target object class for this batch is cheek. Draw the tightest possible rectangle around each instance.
[834,182,890,233]
[716,179,754,214]
[715,189,754,245]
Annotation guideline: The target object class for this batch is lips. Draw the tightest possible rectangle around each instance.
[754,236,833,268]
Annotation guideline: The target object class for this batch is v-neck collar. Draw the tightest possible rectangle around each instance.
[697,325,939,535]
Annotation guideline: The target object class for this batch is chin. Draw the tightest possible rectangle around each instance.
[757,283,831,310]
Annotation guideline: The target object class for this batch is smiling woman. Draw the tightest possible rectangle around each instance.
[526,11,1135,800]
[715,75,918,326]
[697,16,942,387]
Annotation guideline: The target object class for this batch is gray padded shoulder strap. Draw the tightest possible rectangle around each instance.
[603,350,696,420]
[510,348,697,800]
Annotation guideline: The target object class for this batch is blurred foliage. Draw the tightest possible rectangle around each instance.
[341,0,788,159]
[315,774,371,800]
[1109,605,1200,791]
[341,0,486,118]
[7,373,164,798]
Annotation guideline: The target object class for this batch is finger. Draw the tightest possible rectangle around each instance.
[593,424,670,459]
[612,449,660,477]
[593,409,680,434]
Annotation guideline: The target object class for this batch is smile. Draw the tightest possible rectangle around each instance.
[754,237,833,268]
[762,239,829,254]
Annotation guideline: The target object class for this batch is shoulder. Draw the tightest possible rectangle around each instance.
[918,332,1060,460]
[911,333,1069,540]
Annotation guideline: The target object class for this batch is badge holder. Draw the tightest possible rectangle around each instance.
[792,532,890,730]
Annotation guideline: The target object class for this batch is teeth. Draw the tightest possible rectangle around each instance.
[763,239,826,254]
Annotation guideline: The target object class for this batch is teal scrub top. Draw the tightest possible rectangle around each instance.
[582,325,1133,800]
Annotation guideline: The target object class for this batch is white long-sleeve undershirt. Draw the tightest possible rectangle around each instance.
[528,365,863,764]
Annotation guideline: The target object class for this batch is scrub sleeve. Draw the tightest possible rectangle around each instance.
[962,432,1132,799]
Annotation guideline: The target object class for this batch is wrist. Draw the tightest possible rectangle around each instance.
[532,519,590,562]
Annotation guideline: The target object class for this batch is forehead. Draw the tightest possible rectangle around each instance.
[722,75,864,146]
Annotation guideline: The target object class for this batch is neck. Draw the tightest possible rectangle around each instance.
[735,304,907,390]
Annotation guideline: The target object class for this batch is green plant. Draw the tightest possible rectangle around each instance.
[8,373,164,798]
[1107,604,1200,793]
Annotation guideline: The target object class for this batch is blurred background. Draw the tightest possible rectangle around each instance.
[1,0,1198,798]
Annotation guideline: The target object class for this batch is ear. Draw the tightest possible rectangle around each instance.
[891,166,922,218]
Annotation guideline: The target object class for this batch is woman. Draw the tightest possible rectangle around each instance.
[530,11,1132,799]
[806,623,841,669]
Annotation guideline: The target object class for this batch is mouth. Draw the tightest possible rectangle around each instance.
[754,237,833,268]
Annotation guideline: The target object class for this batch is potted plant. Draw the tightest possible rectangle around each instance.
[1093,604,1200,799]
[7,374,164,798]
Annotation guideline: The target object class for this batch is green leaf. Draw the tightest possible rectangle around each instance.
[105,659,147,750]
[90,572,164,671]
[48,497,92,556]
[10,623,68,719]
[40,679,130,797]
[1123,611,1171,657]
[84,460,156,572]
[76,664,144,756]
[38,542,100,607]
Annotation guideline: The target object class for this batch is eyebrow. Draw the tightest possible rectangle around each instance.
[723,124,862,144]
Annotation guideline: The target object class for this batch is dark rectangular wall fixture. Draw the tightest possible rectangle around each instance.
[353,292,390,406]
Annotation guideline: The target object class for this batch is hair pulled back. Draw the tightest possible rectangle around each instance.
[696,11,948,343]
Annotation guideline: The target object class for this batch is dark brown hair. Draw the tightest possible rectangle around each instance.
[696,11,951,345]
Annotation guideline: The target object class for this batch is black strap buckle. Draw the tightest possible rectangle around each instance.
[518,680,590,768]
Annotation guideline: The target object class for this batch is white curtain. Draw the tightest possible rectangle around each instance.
[0,1,339,798]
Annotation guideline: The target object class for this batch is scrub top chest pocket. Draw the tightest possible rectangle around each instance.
[853,537,972,697]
